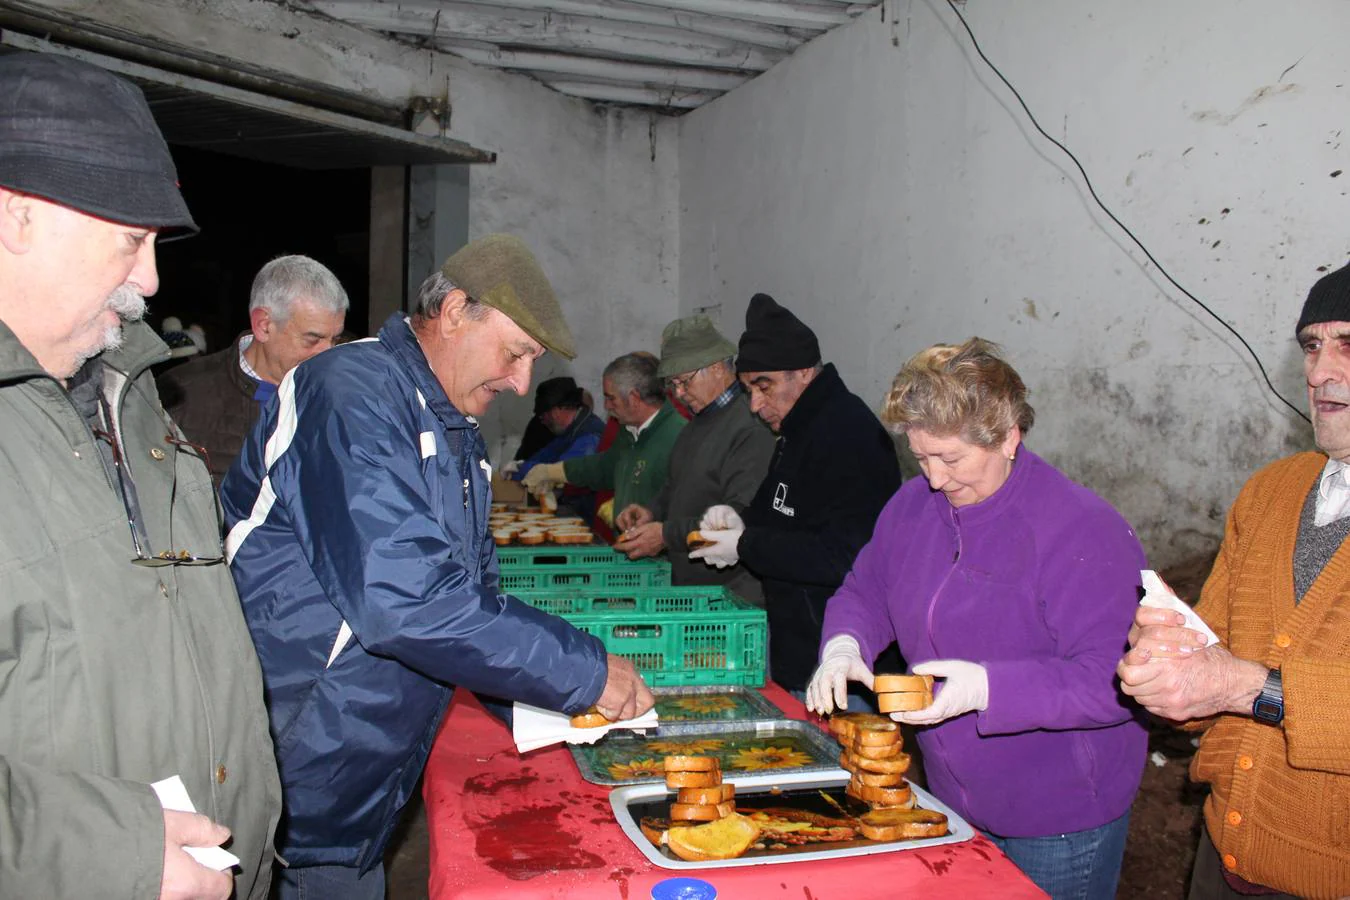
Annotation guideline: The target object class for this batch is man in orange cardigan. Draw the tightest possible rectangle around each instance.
[1118,263,1350,899]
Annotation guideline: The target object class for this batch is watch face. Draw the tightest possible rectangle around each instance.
[1253,697,1284,724]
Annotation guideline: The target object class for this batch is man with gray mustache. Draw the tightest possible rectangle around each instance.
[0,54,280,900]
[1117,262,1350,898]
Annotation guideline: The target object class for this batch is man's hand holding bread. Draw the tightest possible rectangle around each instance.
[593,653,656,722]
[689,504,744,568]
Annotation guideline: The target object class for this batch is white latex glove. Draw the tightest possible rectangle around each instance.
[699,504,745,532]
[805,635,876,715]
[499,459,522,478]
[688,527,741,568]
[522,461,566,494]
[890,659,989,726]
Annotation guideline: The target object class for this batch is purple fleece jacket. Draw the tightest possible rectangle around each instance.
[822,449,1148,837]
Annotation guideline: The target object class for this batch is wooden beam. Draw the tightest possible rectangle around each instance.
[440,43,752,91]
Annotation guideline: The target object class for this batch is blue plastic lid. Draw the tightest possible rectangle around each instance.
[651,876,718,900]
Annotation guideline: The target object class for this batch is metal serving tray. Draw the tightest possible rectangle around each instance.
[610,769,975,870]
[570,718,842,786]
[650,686,784,724]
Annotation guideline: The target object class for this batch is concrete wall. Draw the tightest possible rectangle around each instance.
[680,0,1349,565]
[25,0,679,460]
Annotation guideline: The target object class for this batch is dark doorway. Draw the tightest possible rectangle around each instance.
[150,145,372,354]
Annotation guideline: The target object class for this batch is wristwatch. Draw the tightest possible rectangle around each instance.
[1252,668,1284,725]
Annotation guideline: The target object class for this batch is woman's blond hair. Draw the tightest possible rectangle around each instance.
[881,337,1034,448]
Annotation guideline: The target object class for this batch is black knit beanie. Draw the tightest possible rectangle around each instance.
[1296,262,1350,335]
[533,376,584,414]
[736,293,821,373]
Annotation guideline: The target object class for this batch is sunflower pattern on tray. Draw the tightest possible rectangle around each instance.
[657,695,739,719]
[602,734,824,782]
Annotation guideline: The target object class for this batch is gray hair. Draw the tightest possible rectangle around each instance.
[412,270,491,322]
[604,352,664,405]
[249,255,349,321]
[249,255,348,322]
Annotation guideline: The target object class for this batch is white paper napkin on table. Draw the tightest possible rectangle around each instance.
[512,702,659,754]
[1139,570,1220,647]
[150,775,241,871]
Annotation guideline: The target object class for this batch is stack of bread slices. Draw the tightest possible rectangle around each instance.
[874,673,934,714]
[829,712,949,840]
[488,507,594,546]
[660,756,760,861]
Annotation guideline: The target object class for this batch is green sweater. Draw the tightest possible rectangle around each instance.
[563,402,685,513]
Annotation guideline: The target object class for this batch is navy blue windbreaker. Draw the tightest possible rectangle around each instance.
[220,313,608,871]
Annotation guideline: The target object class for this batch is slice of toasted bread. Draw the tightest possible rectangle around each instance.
[686,530,715,550]
[854,728,903,748]
[872,673,935,694]
[670,802,723,822]
[850,739,903,759]
[569,706,610,728]
[856,781,914,807]
[663,755,720,773]
[877,691,932,713]
[667,812,761,862]
[639,817,669,847]
[678,784,735,805]
[853,768,906,787]
[858,806,949,841]
[829,712,894,745]
[665,770,722,789]
[845,750,912,775]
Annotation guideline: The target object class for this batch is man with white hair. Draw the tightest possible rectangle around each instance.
[0,53,280,900]
[160,254,348,484]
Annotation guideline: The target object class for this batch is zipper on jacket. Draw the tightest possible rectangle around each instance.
[924,507,963,643]
[462,477,470,509]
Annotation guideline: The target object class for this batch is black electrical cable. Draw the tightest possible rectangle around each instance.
[943,0,1310,424]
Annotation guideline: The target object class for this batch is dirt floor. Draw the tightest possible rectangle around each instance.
[384,553,1220,900]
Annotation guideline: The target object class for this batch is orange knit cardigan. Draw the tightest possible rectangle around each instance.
[1190,452,1350,898]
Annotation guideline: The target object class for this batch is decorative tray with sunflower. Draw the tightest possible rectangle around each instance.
[650,686,783,724]
[570,719,843,786]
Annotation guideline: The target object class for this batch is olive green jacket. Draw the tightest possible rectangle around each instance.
[563,402,685,513]
[0,320,281,899]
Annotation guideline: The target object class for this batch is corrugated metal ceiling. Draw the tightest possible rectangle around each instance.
[288,0,880,111]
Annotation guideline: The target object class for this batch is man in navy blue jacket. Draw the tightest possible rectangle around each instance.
[221,234,653,900]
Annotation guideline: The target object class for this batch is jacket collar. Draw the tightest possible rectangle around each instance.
[0,317,168,387]
[378,312,477,433]
[778,362,845,438]
[633,402,678,444]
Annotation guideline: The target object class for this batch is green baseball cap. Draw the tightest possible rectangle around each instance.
[440,234,577,360]
[657,314,736,378]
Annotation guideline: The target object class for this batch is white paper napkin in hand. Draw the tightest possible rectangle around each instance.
[150,776,241,871]
[1139,570,1220,648]
[512,702,660,754]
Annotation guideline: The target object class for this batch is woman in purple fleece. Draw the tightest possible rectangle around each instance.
[805,338,1148,900]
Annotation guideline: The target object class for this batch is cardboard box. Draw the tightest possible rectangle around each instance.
[491,473,528,504]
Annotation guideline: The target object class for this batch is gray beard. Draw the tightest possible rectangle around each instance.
[71,284,147,372]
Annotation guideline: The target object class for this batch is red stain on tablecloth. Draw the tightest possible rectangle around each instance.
[608,866,634,899]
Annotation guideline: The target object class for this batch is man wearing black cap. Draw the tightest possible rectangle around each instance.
[0,54,281,899]
[221,235,653,898]
[692,293,901,703]
[1117,263,1350,899]
[506,376,606,517]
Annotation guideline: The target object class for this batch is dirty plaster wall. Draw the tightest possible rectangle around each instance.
[679,0,1348,566]
[25,0,679,459]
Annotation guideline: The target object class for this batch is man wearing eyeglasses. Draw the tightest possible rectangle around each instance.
[221,234,654,900]
[611,315,775,605]
[0,55,281,900]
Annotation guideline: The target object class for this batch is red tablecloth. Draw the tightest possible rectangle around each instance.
[424,683,1047,899]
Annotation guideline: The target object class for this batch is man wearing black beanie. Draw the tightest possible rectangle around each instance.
[691,293,901,705]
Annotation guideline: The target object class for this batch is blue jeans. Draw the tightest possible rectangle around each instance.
[987,809,1131,900]
[274,863,386,900]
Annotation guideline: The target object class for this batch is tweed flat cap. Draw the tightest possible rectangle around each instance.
[441,234,576,360]
[657,314,736,378]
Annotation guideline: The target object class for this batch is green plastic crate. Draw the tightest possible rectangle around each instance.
[513,585,766,687]
[500,564,672,591]
[498,545,643,568]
